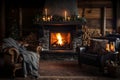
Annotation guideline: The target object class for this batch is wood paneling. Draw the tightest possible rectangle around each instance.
[84,8,101,19]
[78,0,112,8]
[78,8,112,19]
[106,8,113,19]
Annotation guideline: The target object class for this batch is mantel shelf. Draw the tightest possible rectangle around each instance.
[34,21,83,25]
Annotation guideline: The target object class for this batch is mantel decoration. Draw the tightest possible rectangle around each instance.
[33,8,87,25]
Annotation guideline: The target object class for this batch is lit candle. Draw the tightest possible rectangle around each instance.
[47,17,50,21]
[45,8,48,17]
[67,17,70,21]
[42,16,46,21]
[64,11,67,21]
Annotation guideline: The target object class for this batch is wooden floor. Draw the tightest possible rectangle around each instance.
[0,60,120,80]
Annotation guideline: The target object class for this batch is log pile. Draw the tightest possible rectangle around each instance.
[82,25,91,46]
[81,25,102,46]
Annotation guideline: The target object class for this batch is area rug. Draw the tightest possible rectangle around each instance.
[0,60,119,80]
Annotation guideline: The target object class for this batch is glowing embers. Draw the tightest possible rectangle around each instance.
[50,32,71,50]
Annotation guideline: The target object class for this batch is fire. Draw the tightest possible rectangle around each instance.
[50,32,71,49]
[109,42,115,52]
[106,43,110,51]
[106,42,115,52]
[56,33,63,45]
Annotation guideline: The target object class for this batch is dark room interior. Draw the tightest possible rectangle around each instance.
[0,0,120,80]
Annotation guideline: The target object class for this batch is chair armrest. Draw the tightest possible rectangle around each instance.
[76,46,86,53]
[3,47,21,64]
[36,46,42,54]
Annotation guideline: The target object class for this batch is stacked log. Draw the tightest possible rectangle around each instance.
[82,25,91,46]
[81,25,102,46]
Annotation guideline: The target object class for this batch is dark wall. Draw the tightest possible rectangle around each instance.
[1,0,117,39]
[112,0,120,32]
[45,0,78,16]
[22,8,40,36]
[0,0,2,39]
[5,0,45,38]
[0,0,6,39]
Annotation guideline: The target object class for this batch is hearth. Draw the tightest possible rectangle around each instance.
[38,24,82,52]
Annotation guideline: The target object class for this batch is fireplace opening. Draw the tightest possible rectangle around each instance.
[50,32,72,50]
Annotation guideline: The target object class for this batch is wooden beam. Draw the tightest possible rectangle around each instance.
[78,1,112,8]
[101,7,107,36]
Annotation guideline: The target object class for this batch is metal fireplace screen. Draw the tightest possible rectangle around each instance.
[50,32,72,50]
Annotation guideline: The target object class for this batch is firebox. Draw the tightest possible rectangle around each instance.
[38,24,82,52]
[50,32,72,50]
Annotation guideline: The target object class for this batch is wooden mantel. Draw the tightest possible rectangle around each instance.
[35,21,83,26]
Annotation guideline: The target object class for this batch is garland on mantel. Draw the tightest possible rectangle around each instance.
[33,14,87,25]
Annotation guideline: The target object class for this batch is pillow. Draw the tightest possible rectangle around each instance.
[87,39,108,54]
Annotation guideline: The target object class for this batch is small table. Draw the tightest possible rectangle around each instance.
[105,51,120,77]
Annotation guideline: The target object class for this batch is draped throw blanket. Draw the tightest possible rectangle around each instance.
[2,37,40,78]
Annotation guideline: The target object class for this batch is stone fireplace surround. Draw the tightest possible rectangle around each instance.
[37,22,82,53]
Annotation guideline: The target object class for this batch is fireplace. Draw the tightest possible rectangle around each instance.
[37,22,82,52]
[50,32,72,50]
[37,23,81,53]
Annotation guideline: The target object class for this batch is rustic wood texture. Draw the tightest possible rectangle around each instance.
[78,0,112,8]
[78,8,112,19]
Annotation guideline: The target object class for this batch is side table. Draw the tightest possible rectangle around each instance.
[105,51,120,77]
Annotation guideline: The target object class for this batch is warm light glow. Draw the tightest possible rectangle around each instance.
[56,33,63,45]
[42,16,46,21]
[109,42,115,52]
[67,17,70,21]
[106,44,110,51]
[106,42,115,52]
[47,17,50,21]
[50,32,71,49]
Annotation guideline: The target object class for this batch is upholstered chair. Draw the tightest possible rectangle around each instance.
[3,45,42,77]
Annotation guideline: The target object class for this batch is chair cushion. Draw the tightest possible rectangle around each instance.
[87,39,108,54]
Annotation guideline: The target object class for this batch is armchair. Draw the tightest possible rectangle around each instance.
[2,44,42,78]
[76,38,119,75]
[3,47,23,77]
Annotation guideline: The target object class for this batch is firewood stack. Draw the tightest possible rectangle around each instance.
[82,25,91,46]
[81,25,102,46]
[90,29,102,38]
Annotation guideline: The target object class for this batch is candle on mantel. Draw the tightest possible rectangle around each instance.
[45,8,48,18]
[47,17,50,21]
[42,16,46,21]
[64,11,67,21]
[67,17,70,21]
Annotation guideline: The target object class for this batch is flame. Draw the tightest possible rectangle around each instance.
[106,43,110,51]
[106,42,115,52]
[56,33,63,45]
[50,32,71,48]
[109,42,115,52]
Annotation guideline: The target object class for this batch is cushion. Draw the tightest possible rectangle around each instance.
[87,39,109,54]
